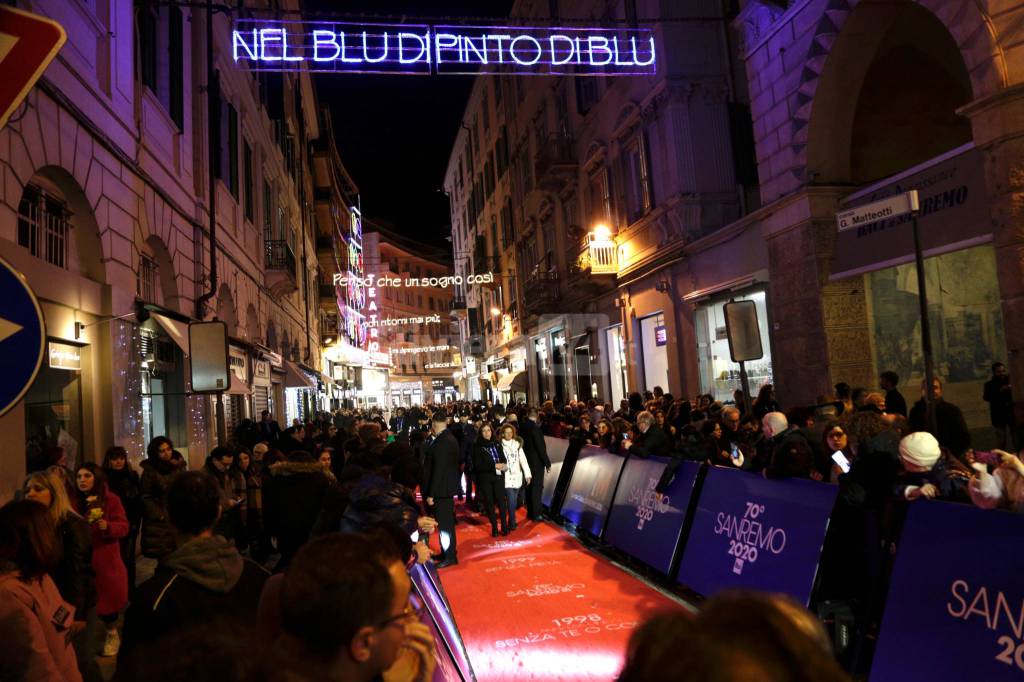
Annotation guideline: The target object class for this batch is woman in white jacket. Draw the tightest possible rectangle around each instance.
[500,424,532,531]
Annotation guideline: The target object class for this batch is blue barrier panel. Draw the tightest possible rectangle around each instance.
[605,457,701,575]
[560,444,627,537]
[870,501,1024,681]
[541,436,570,508]
[675,466,837,605]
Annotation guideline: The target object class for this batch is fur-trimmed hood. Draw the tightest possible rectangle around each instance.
[268,460,337,484]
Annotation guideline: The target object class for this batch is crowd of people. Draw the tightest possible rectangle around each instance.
[2,362,1020,681]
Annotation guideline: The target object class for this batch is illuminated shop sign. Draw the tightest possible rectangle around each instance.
[232,20,656,76]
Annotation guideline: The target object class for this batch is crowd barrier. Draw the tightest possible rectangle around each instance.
[411,562,476,681]
[537,435,1024,680]
[540,436,571,509]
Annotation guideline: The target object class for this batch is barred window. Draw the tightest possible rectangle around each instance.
[18,185,70,269]
[138,254,159,302]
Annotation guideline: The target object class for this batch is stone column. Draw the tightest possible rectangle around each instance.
[961,84,1024,398]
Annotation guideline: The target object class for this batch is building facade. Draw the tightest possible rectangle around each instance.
[445,0,764,409]
[363,223,459,407]
[0,0,343,498]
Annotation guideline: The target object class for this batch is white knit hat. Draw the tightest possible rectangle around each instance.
[899,432,941,470]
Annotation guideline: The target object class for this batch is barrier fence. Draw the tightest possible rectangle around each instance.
[537,436,1024,681]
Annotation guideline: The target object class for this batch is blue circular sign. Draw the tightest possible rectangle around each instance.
[0,256,45,417]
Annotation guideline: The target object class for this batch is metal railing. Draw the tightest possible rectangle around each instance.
[264,239,296,276]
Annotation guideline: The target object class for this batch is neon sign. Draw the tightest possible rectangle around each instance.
[333,272,493,288]
[232,20,656,76]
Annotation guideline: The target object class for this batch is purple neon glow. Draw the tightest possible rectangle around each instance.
[231,19,657,76]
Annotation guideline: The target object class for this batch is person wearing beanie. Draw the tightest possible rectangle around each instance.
[895,431,971,502]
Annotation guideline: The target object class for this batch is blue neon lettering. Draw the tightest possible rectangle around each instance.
[362,31,388,63]
[588,36,613,65]
[434,33,459,64]
[464,35,487,64]
[399,32,430,64]
[486,34,510,63]
[312,30,340,62]
[549,35,575,65]
[632,36,656,66]
[339,32,362,63]
[280,28,303,62]
[259,28,283,61]
[233,30,258,61]
[509,35,542,66]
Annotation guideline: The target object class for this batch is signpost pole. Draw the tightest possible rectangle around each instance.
[739,360,752,416]
[909,191,937,434]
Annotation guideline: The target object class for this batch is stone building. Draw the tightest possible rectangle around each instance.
[734,0,1024,437]
[446,0,765,407]
[0,0,333,497]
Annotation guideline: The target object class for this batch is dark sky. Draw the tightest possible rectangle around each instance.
[307,1,515,248]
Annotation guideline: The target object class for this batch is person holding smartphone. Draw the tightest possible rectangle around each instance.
[823,425,853,482]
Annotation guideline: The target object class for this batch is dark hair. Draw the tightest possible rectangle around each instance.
[0,499,60,579]
[146,436,173,460]
[992,362,1005,372]
[166,471,221,536]
[834,382,851,400]
[281,533,397,661]
[766,439,816,480]
[880,370,899,386]
[76,462,108,498]
[210,445,234,461]
[431,411,449,425]
[102,446,131,471]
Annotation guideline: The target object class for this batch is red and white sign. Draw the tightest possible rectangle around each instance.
[0,6,66,129]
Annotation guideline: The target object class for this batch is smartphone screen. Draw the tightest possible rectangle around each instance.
[831,450,851,473]
[730,443,740,460]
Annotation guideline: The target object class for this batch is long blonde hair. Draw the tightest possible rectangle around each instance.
[23,469,79,525]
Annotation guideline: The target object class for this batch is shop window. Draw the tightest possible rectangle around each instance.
[18,185,70,270]
[24,345,83,473]
[695,290,773,403]
[639,314,669,394]
[605,325,628,406]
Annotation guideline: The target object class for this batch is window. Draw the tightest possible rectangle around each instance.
[621,134,652,223]
[17,185,70,269]
[137,254,158,302]
[243,142,254,222]
[263,178,273,240]
[136,2,184,129]
[501,200,514,247]
[588,167,612,225]
[216,100,239,198]
[575,75,599,115]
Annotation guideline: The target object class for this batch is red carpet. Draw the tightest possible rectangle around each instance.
[433,504,686,681]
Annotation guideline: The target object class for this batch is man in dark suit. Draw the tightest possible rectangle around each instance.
[258,410,281,446]
[424,412,461,567]
[519,408,552,521]
[389,406,412,442]
[627,411,671,458]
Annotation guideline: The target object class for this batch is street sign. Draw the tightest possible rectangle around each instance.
[0,256,46,417]
[0,6,67,129]
[836,190,919,232]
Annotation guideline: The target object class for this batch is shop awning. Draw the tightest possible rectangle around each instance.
[283,360,317,389]
[152,313,190,356]
[226,373,252,395]
[496,370,527,392]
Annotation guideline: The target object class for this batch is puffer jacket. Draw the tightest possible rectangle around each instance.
[501,437,532,489]
[339,474,420,539]
[262,461,334,566]
[139,458,178,558]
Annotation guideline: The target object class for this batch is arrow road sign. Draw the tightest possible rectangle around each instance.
[0,6,67,129]
[836,190,920,233]
[0,256,46,418]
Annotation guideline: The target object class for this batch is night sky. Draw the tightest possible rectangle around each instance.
[307,1,516,249]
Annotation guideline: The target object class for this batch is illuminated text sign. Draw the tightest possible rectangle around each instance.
[233,20,656,76]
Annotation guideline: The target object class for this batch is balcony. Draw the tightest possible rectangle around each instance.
[535,133,577,191]
[522,270,560,316]
[265,240,298,296]
[579,232,617,275]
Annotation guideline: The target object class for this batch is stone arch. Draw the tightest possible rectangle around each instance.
[796,0,1006,185]
[216,283,238,336]
[18,165,105,283]
[245,303,260,343]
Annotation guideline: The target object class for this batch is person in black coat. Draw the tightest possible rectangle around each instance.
[262,451,334,568]
[470,423,509,536]
[908,377,971,458]
[519,409,552,521]
[139,436,179,560]
[626,411,672,458]
[388,406,413,442]
[423,413,460,567]
[102,446,143,597]
[118,471,268,677]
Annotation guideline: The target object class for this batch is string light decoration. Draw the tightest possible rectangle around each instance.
[186,371,209,463]
[113,320,145,465]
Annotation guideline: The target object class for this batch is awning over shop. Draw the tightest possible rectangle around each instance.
[227,373,252,395]
[283,360,317,389]
[496,370,527,392]
[152,313,190,356]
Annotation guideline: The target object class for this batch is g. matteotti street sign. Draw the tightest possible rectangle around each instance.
[232,20,657,76]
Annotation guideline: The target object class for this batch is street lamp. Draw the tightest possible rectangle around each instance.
[591,223,612,242]
[490,306,501,316]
